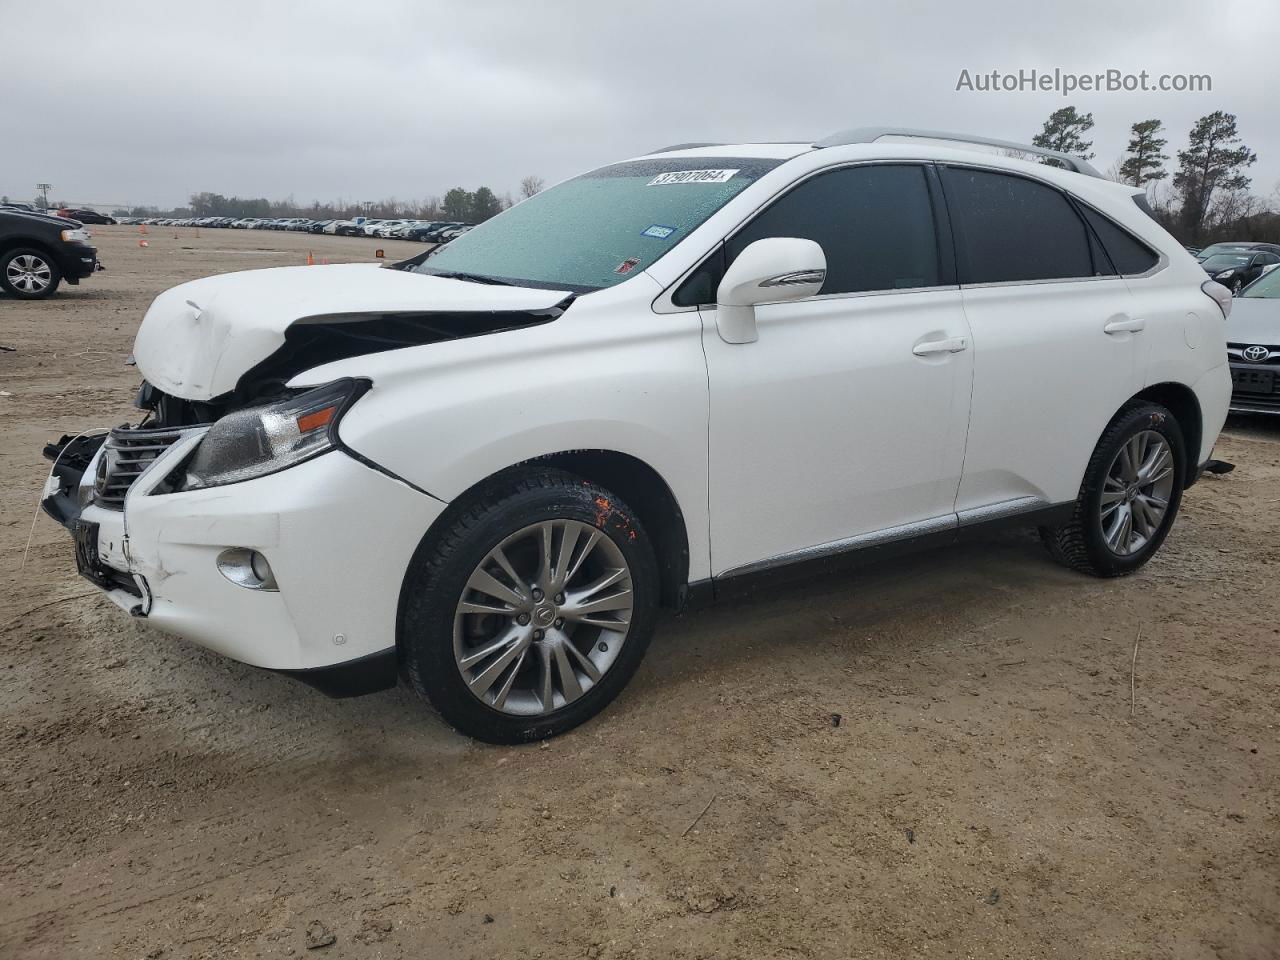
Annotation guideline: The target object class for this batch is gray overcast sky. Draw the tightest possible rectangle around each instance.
[4,0,1278,209]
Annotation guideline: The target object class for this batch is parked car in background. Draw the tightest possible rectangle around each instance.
[1225,266,1280,415]
[1200,250,1280,295]
[1,208,101,299]
[40,128,1231,742]
[56,208,117,225]
[1196,241,1280,261]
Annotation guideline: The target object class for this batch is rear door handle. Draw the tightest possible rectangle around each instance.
[912,336,969,357]
[1103,317,1146,335]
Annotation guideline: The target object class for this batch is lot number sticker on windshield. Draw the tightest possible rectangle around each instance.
[641,224,676,239]
[648,169,739,186]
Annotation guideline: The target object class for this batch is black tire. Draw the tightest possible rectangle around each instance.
[1040,402,1186,577]
[400,468,660,744]
[0,247,62,299]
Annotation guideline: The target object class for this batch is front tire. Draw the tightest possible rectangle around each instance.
[1041,402,1186,577]
[1,248,61,299]
[400,469,660,744]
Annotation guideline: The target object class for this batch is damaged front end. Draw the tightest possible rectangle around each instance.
[40,283,573,618]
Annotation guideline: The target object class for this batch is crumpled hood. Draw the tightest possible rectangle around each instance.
[1224,297,1280,346]
[132,263,571,401]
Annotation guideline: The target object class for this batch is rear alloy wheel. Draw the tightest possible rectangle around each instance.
[1,248,61,299]
[1098,430,1176,556]
[401,469,659,743]
[1041,402,1186,577]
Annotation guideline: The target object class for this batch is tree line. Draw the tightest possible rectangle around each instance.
[1029,106,1271,244]
[69,113,1280,247]
[114,175,548,223]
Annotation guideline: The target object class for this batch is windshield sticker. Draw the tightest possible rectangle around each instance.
[641,224,676,239]
[647,169,740,186]
[614,257,641,275]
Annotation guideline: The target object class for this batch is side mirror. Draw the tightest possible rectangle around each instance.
[714,237,826,344]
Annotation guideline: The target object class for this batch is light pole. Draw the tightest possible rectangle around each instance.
[36,183,52,210]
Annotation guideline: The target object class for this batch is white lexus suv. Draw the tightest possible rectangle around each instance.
[42,128,1232,743]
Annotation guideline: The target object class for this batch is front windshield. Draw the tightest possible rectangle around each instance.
[1198,244,1251,259]
[1242,267,1280,299]
[412,157,783,292]
[1202,254,1253,270]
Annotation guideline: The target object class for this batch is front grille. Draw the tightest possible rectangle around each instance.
[94,425,185,507]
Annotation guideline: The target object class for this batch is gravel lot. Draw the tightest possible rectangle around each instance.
[2,226,1277,959]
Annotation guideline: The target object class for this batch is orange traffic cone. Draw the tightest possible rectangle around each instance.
[138,239,149,248]
[139,224,147,235]
[306,251,315,266]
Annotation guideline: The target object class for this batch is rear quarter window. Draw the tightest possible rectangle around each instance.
[1077,204,1161,275]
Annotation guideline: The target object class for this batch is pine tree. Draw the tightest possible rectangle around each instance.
[1118,120,1169,187]
[470,187,503,222]
[1032,106,1095,163]
[1173,111,1256,241]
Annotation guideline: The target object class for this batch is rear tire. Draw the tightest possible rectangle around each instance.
[1040,402,1186,577]
[1,247,61,299]
[400,469,660,744]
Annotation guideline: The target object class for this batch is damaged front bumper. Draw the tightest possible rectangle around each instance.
[41,428,448,696]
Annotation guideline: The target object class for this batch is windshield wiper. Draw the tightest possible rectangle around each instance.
[429,270,516,287]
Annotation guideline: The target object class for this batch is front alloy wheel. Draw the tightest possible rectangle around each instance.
[2,248,61,299]
[401,469,659,743]
[454,519,634,716]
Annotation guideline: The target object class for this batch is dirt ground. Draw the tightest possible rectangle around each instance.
[1,226,1277,959]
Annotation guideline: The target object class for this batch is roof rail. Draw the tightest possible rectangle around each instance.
[813,126,1103,178]
[648,141,724,154]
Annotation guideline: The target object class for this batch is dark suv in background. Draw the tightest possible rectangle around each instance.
[0,209,101,299]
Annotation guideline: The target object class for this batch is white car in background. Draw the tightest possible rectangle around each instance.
[1225,266,1280,414]
[41,127,1231,743]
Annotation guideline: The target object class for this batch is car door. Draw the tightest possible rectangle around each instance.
[697,163,973,577]
[937,165,1145,517]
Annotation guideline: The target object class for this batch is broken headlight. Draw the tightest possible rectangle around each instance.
[183,379,367,490]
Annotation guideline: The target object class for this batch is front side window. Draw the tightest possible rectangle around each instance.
[675,164,942,305]
[411,157,781,292]
[940,167,1096,284]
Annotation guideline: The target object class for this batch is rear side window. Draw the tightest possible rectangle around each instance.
[940,167,1095,284]
[1077,204,1160,275]
[675,164,942,304]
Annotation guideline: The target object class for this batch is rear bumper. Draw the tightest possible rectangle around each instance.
[41,433,447,690]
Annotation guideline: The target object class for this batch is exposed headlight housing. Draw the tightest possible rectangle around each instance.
[183,379,368,490]
[60,228,91,243]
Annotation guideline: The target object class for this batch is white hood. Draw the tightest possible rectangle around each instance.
[1224,296,1280,346]
[132,263,571,400]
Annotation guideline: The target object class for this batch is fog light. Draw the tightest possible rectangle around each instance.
[216,548,278,591]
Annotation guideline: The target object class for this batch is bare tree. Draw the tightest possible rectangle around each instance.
[520,175,545,199]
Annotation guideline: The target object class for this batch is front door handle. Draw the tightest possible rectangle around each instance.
[913,336,969,357]
[1103,317,1146,335]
